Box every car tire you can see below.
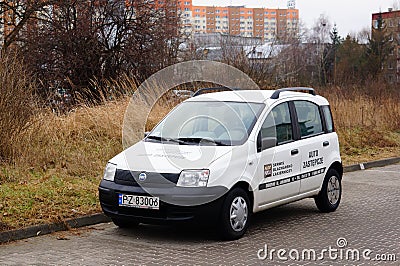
[314,168,342,212]
[219,187,251,240]
[111,218,139,228]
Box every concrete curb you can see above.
[0,157,399,244]
[0,213,111,244]
[343,157,400,173]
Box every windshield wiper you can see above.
[146,135,187,145]
[177,137,229,146]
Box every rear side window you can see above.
[322,105,334,133]
[260,102,293,145]
[294,101,323,138]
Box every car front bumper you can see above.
[99,180,228,224]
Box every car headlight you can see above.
[177,169,210,187]
[103,163,117,181]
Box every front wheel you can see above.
[219,188,251,240]
[314,169,342,212]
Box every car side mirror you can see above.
[261,137,277,150]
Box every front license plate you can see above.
[118,194,159,210]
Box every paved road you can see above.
[0,164,399,265]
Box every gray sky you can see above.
[194,0,397,36]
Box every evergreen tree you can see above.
[336,35,368,84]
[324,24,343,84]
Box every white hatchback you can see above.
[99,88,343,240]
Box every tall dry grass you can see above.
[0,95,136,229]
[14,100,128,177]
[318,84,400,163]
[319,85,400,131]
[0,53,36,161]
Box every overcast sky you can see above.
[194,0,398,36]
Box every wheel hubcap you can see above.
[230,196,248,232]
[327,175,340,205]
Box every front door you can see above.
[255,102,301,206]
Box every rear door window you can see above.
[294,101,323,138]
[322,105,334,133]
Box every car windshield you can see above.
[147,101,265,146]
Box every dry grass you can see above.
[0,99,130,230]
[0,80,399,231]
[0,53,36,161]
[318,85,400,164]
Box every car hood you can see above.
[109,140,236,173]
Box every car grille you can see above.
[114,169,179,188]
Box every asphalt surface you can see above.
[0,164,399,265]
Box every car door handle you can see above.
[291,149,299,155]
[323,141,330,147]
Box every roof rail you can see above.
[192,87,240,97]
[270,87,316,99]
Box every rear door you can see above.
[293,101,330,193]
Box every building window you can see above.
[373,20,379,29]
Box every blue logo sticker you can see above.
[138,172,147,182]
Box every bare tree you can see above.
[16,0,182,103]
[0,0,55,52]
[392,0,400,10]
[307,14,333,85]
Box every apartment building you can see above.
[372,8,400,82]
[1,0,299,48]
[178,0,299,42]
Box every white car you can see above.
[99,88,343,240]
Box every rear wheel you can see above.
[219,188,251,240]
[111,218,139,228]
[314,169,342,212]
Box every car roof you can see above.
[184,89,329,106]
